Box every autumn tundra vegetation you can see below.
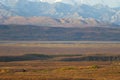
[0,42,119,80]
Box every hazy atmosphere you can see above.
[0,0,120,80]
[40,0,120,7]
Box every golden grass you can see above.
[0,43,120,80]
[1,43,120,48]
[0,61,119,80]
[0,43,120,56]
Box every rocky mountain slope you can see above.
[0,0,119,26]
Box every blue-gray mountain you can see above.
[0,25,120,41]
[0,0,120,26]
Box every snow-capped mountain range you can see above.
[0,0,120,26]
[1,0,120,7]
[41,0,120,7]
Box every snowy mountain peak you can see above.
[0,0,119,7]
[40,0,120,7]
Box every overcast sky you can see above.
[40,0,120,7]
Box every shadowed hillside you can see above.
[0,25,120,41]
[0,54,120,62]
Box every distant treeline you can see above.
[0,54,120,62]
[61,56,120,61]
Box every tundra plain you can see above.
[0,42,120,80]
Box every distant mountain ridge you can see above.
[1,16,109,27]
[0,0,120,27]
[0,0,120,41]
[0,25,120,41]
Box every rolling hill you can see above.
[0,0,120,41]
[0,25,120,41]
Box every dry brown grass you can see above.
[0,43,120,80]
[0,61,119,80]
[0,43,120,56]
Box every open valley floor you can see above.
[0,42,120,80]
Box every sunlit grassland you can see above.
[0,61,120,80]
[1,43,120,48]
[0,43,120,80]
[0,43,120,56]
